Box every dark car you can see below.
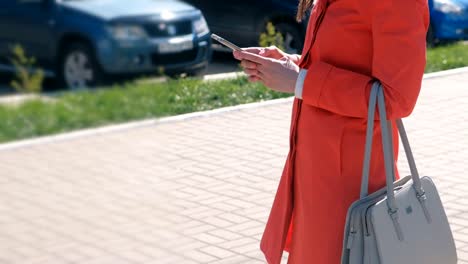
[428,0,468,45]
[184,0,309,54]
[0,0,212,90]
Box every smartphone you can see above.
[211,34,242,51]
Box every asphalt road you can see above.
[0,51,240,95]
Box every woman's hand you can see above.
[240,46,301,64]
[233,50,300,94]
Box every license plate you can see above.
[158,40,193,54]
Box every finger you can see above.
[264,46,279,54]
[233,49,260,60]
[279,57,296,70]
[235,51,273,65]
[233,50,242,60]
[246,64,266,80]
[245,69,266,80]
[241,60,258,69]
[240,47,264,55]
[255,62,269,73]
[248,75,257,82]
[279,57,290,67]
[244,68,259,76]
[255,68,266,79]
[243,46,277,57]
[248,75,263,83]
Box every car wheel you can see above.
[59,42,102,90]
[274,23,304,54]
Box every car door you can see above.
[186,0,271,47]
[0,0,17,63]
[0,0,56,67]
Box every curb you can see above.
[0,97,294,151]
[422,66,468,79]
[1,66,468,151]
[203,71,245,81]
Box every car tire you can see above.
[274,23,304,54]
[58,42,103,90]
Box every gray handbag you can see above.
[341,82,457,264]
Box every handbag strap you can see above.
[360,82,425,203]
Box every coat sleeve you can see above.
[298,0,429,119]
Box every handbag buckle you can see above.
[416,190,433,223]
[388,208,404,241]
[416,190,426,200]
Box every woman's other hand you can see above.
[233,50,299,94]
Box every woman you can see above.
[233,0,429,263]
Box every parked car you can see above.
[184,0,309,54]
[428,0,468,45]
[0,0,212,90]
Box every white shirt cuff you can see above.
[295,69,308,99]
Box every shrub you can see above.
[259,22,284,51]
[9,44,45,94]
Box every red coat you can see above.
[259,0,429,263]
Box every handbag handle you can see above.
[359,82,429,239]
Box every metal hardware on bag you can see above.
[388,208,398,217]
[347,214,361,249]
[416,190,426,198]
[346,230,356,249]
[416,190,433,223]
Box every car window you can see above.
[0,0,15,7]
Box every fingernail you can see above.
[233,51,240,59]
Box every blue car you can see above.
[0,0,212,90]
[429,0,468,44]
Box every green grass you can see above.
[1,42,467,143]
[0,77,287,143]
[426,42,468,73]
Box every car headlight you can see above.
[108,25,148,41]
[194,16,209,36]
[434,0,463,14]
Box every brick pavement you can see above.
[0,70,467,263]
